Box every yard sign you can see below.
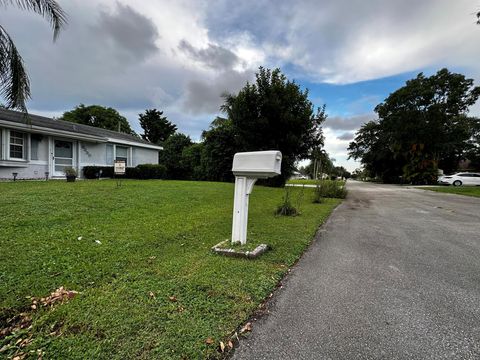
[114,160,126,175]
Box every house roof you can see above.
[0,108,162,149]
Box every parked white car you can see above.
[437,172,480,186]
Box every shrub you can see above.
[83,166,113,179]
[275,187,299,216]
[313,180,347,202]
[82,164,166,180]
[135,164,167,179]
[64,166,77,177]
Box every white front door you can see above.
[54,139,74,176]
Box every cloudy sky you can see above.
[2,0,480,171]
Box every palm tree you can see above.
[0,0,67,111]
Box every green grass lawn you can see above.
[0,180,340,359]
[422,186,480,198]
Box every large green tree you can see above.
[61,104,135,135]
[138,109,177,144]
[199,117,237,182]
[218,67,326,186]
[158,133,193,179]
[305,149,334,179]
[349,69,480,183]
[0,0,67,111]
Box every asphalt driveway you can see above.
[233,181,480,359]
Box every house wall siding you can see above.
[0,163,49,180]
[132,147,158,166]
[79,142,108,167]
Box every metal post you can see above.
[231,176,257,245]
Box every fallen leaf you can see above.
[205,338,214,345]
[219,341,225,352]
[228,340,234,348]
[19,338,32,348]
[168,296,177,302]
[240,322,252,333]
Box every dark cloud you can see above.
[324,114,373,131]
[183,70,254,114]
[337,132,355,141]
[94,3,159,61]
[178,40,240,71]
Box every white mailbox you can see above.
[231,151,282,245]
[232,151,282,178]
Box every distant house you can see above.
[0,109,162,180]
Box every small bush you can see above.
[275,187,299,216]
[135,164,167,179]
[83,166,114,179]
[82,164,166,180]
[313,180,347,203]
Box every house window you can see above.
[115,146,128,166]
[9,131,25,159]
[106,144,114,165]
[31,135,41,160]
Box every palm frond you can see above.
[0,0,67,40]
[0,25,30,111]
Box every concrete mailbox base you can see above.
[212,240,269,259]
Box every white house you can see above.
[0,109,162,180]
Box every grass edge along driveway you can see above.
[0,180,341,359]
[422,186,480,198]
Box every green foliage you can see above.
[275,187,299,216]
[61,104,136,135]
[200,117,236,182]
[82,166,114,179]
[331,166,351,179]
[181,143,205,180]
[0,180,340,359]
[305,150,334,179]
[202,67,326,187]
[465,120,480,169]
[134,164,167,179]
[348,69,480,183]
[402,144,439,184]
[0,0,67,111]
[423,186,480,198]
[158,133,193,179]
[138,109,177,144]
[313,180,347,202]
[63,166,77,177]
[82,165,166,179]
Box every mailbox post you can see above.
[231,151,282,245]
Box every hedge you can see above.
[83,164,166,180]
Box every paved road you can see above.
[233,181,480,360]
